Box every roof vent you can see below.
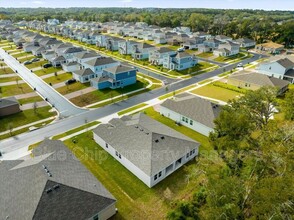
[161,136,165,140]
[135,125,138,128]
[140,128,144,131]
[47,172,52,177]
[155,139,159,143]
[53,184,60,190]
[46,188,52,193]
[44,168,49,173]
[42,165,46,169]
[146,132,149,135]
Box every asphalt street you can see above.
[0,52,264,159]
[0,48,87,117]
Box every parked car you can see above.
[24,61,32,65]
[16,46,23,49]
[31,58,40,62]
[43,63,52,68]
[177,47,185,52]
[237,63,243,67]
[65,78,76,85]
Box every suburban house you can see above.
[227,71,289,94]
[73,51,101,64]
[42,50,56,60]
[199,38,223,52]
[62,61,80,72]
[215,35,233,43]
[118,40,139,55]
[160,93,221,136]
[50,55,66,67]
[31,46,46,56]
[163,51,197,71]
[72,68,96,83]
[93,113,199,188]
[90,65,137,90]
[105,37,124,51]
[0,97,20,117]
[213,41,240,57]
[131,43,156,60]
[255,42,284,54]
[0,139,116,220]
[256,57,294,83]
[234,38,256,48]
[58,47,85,62]
[149,47,177,65]
[82,57,120,77]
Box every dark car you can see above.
[65,78,77,85]
[43,63,53,68]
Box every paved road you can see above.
[0,48,86,117]
[0,53,264,159]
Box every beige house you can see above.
[0,97,20,117]
[227,70,289,94]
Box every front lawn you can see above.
[197,52,213,58]
[214,52,250,63]
[17,96,44,105]
[18,55,35,63]
[56,82,90,95]
[43,72,73,85]
[34,67,63,76]
[190,82,244,102]
[0,76,21,83]
[0,83,34,97]
[12,52,32,58]
[26,60,48,69]
[0,106,56,132]
[0,67,14,74]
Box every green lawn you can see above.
[0,83,34,97]
[118,103,148,116]
[0,67,14,74]
[43,72,73,84]
[197,52,213,58]
[159,84,198,100]
[60,106,211,219]
[214,52,248,63]
[17,96,44,105]
[0,106,56,132]
[12,52,32,58]
[178,62,216,75]
[26,60,48,69]
[190,82,244,102]
[18,55,35,63]
[198,79,214,85]
[34,67,63,76]
[70,78,149,107]
[52,121,100,140]
[0,76,20,83]
[56,82,90,95]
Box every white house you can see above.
[160,93,222,136]
[257,58,294,83]
[213,41,240,57]
[82,57,120,77]
[149,47,177,65]
[93,113,199,188]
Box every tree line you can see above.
[0,8,293,46]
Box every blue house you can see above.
[163,51,198,71]
[91,65,137,90]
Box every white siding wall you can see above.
[93,133,152,187]
[87,203,116,220]
[160,106,213,137]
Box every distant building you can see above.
[47,19,60,26]
[93,113,199,187]
[0,139,116,220]
[0,97,20,117]
[234,38,256,48]
[160,93,221,136]
[255,42,284,54]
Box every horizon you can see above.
[0,0,293,11]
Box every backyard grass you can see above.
[0,83,34,97]
[0,67,14,74]
[43,72,73,84]
[34,66,63,76]
[118,103,148,116]
[26,60,48,69]
[190,82,244,102]
[197,52,214,58]
[70,79,149,107]
[0,106,56,133]
[56,82,90,95]
[0,76,20,83]
[17,96,44,105]
[52,121,100,140]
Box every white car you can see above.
[237,63,243,67]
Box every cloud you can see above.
[120,0,133,3]
[32,0,45,4]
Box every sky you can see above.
[0,0,293,10]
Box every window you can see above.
[190,120,193,125]
[159,171,162,177]
[154,174,158,180]
[185,118,188,123]
[115,151,118,156]
[106,143,108,148]
[190,151,193,156]
[186,153,189,158]
[192,149,196,154]
[182,116,185,122]
[93,215,99,220]
[119,154,121,159]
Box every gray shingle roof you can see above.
[74,51,100,60]
[103,65,134,74]
[156,47,174,53]
[276,58,294,69]
[73,68,94,76]
[85,57,118,67]
[161,93,221,128]
[229,71,290,89]
[93,113,199,176]
[0,97,19,109]
[0,139,115,220]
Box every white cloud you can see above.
[32,0,45,4]
[120,0,133,3]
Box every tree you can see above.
[283,89,294,120]
[33,101,38,113]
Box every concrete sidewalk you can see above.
[20,101,48,110]
[0,73,17,78]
